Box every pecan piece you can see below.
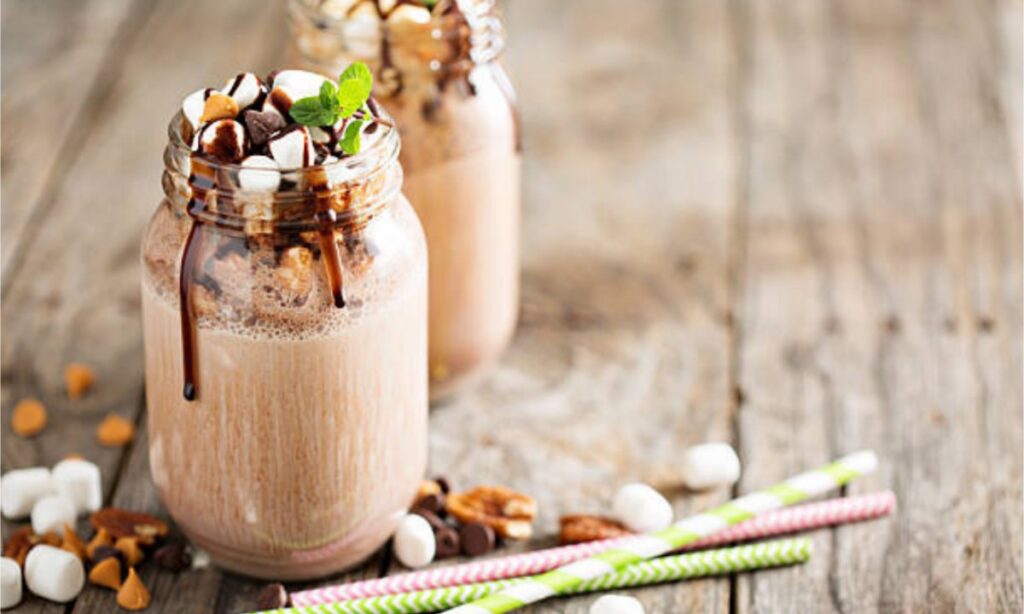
[558,514,632,545]
[446,485,537,540]
[90,509,169,545]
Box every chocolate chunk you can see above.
[434,526,460,559]
[460,522,495,557]
[434,476,452,494]
[154,541,192,572]
[257,583,289,609]
[244,110,286,146]
[411,508,446,532]
[416,492,446,515]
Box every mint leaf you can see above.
[340,120,364,155]
[319,80,338,110]
[336,79,372,118]
[339,62,373,92]
[290,96,337,126]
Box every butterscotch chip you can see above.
[88,555,122,591]
[115,536,144,567]
[11,398,47,437]
[116,567,151,610]
[86,528,114,560]
[558,514,632,545]
[64,363,95,399]
[90,508,169,545]
[64,453,85,460]
[3,527,33,566]
[416,480,442,501]
[61,524,88,560]
[96,414,134,446]
[200,93,239,123]
[40,532,61,547]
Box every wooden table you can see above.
[2,0,1021,611]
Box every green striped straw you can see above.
[446,450,877,614]
[255,539,812,614]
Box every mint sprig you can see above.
[289,62,383,154]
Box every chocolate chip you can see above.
[154,541,192,572]
[257,582,289,609]
[91,545,124,567]
[434,476,452,494]
[460,522,495,557]
[244,110,286,146]
[411,508,446,532]
[434,526,460,559]
[416,493,446,515]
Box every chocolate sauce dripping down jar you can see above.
[288,0,522,402]
[140,109,427,580]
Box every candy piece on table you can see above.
[52,458,103,515]
[681,443,741,490]
[88,555,122,591]
[182,88,209,129]
[612,483,673,533]
[61,524,88,561]
[238,155,282,192]
[154,541,192,572]
[63,363,95,399]
[1,467,54,519]
[257,582,289,609]
[268,127,316,169]
[1,557,21,609]
[221,72,263,109]
[86,529,115,560]
[459,522,495,556]
[589,595,646,614]
[11,398,47,437]
[116,567,151,611]
[24,545,85,603]
[31,495,77,536]
[114,537,144,567]
[434,526,460,559]
[394,514,435,569]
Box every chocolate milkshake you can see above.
[140,68,428,580]
[289,0,521,400]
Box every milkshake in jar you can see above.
[289,0,521,400]
[140,67,428,580]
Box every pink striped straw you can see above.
[290,491,895,607]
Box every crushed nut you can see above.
[96,414,134,447]
[3,527,34,566]
[64,363,96,399]
[115,536,144,567]
[558,514,632,545]
[446,486,538,540]
[91,508,169,546]
[11,398,47,437]
[88,555,122,591]
[116,567,151,610]
[40,532,61,547]
[274,246,314,301]
[200,93,240,123]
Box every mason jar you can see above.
[140,110,427,580]
[289,0,521,400]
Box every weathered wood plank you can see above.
[376,0,740,611]
[0,0,143,282]
[732,0,1022,612]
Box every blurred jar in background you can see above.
[289,0,521,401]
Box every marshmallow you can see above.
[393,513,435,568]
[1,467,54,519]
[320,0,359,20]
[1,557,21,609]
[322,155,359,185]
[51,459,103,515]
[387,3,431,26]
[198,119,248,162]
[24,545,84,603]
[589,595,646,614]
[343,2,382,57]
[681,443,741,490]
[268,127,316,169]
[238,155,281,192]
[268,70,329,112]
[612,483,673,533]
[221,72,263,109]
[182,88,208,129]
[31,494,77,536]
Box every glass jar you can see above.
[289,0,521,400]
[140,111,427,580]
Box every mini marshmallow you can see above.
[1,467,54,519]
[322,155,359,186]
[238,155,281,192]
[31,494,77,536]
[199,119,248,162]
[51,458,102,515]
[320,0,359,20]
[268,127,316,169]
[182,88,208,129]
[681,443,741,490]
[221,72,263,109]
[589,595,646,614]
[393,513,435,569]
[612,483,673,533]
[268,70,329,111]
[1,557,21,609]
[387,3,431,25]
[24,545,84,603]
[343,3,382,58]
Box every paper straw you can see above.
[290,490,894,606]
[445,450,878,614]
[255,539,812,614]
